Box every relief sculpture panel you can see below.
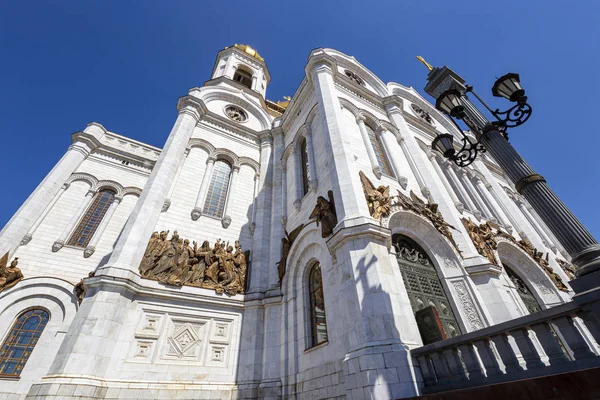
[139,231,249,295]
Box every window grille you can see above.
[300,138,311,196]
[0,309,49,376]
[203,160,232,218]
[308,263,328,347]
[67,190,116,248]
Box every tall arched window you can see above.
[365,124,393,177]
[0,309,49,376]
[233,68,253,89]
[300,137,310,196]
[203,160,232,218]
[504,266,541,314]
[67,189,116,248]
[308,263,328,347]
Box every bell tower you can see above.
[211,44,270,98]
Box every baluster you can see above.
[552,316,595,360]
[576,310,600,344]
[458,343,485,381]
[510,328,545,370]
[530,322,569,366]
[492,333,524,374]
[430,352,452,385]
[474,339,502,377]
[416,355,437,387]
[443,348,467,382]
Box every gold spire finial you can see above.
[416,56,433,72]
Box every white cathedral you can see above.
[0,45,593,399]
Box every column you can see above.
[447,163,479,216]
[475,177,512,230]
[83,196,122,258]
[516,197,555,250]
[249,173,260,235]
[377,128,409,188]
[466,172,497,223]
[163,148,189,212]
[268,130,285,291]
[427,151,464,212]
[281,162,288,227]
[398,136,428,197]
[0,123,103,257]
[221,166,240,228]
[190,156,216,220]
[357,116,383,178]
[251,75,258,91]
[293,148,302,210]
[458,170,485,220]
[21,182,70,246]
[52,189,96,252]
[304,129,318,192]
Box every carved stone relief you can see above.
[139,231,249,296]
[0,253,23,293]
[452,281,484,331]
[359,171,392,220]
[225,105,247,122]
[309,190,337,238]
[74,271,95,304]
[411,103,435,125]
[556,259,576,280]
[277,223,305,284]
[462,218,568,292]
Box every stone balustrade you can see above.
[412,301,600,394]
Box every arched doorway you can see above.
[393,234,461,343]
[504,265,541,314]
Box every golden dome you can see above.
[232,44,264,62]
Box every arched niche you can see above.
[496,240,564,308]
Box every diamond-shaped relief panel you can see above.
[165,323,201,359]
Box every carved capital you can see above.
[162,199,171,213]
[52,240,65,252]
[293,199,302,212]
[83,246,96,258]
[21,234,32,246]
[455,202,465,213]
[61,182,71,191]
[281,217,287,227]
[355,115,366,124]
[473,210,483,220]
[309,180,318,193]
[222,216,232,229]
[372,165,383,179]
[191,208,202,221]
[398,176,408,189]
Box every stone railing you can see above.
[412,301,600,394]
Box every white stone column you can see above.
[398,136,426,194]
[251,75,258,91]
[467,172,497,223]
[268,129,285,291]
[190,156,216,220]
[427,151,464,212]
[304,129,318,192]
[221,165,240,229]
[459,170,485,220]
[249,173,260,235]
[163,148,189,212]
[21,182,70,246]
[475,177,512,230]
[446,163,479,216]
[356,116,383,179]
[83,196,122,258]
[517,197,556,251]
[293,148,303,210]
[52,189,96,252]
[377,128,409,188]
[281,162,288,227]
[97,97,202,280]
[0,123,104,257]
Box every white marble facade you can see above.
[0,45,580,400]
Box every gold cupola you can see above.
[232,44,264,62]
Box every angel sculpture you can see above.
[359,171,392,220]
[277,223,305,283]
[0,253,23,292]
[309,190,337,238]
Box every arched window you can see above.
[504,266,541,314]
[393,234,461,343]
[233,68,253,89]
[365,124,393,177]
[308,263,328,347]
[203,160,232,218]
[0,309,49,376]
[67,189,116,248]
[300,137,310,196]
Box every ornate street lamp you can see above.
[420,58,600,283]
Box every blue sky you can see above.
[1,1,599,240]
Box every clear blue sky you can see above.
[1,1,599,240]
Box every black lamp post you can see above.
[423,64,600,288]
